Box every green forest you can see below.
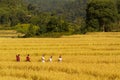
[0,0,120,37]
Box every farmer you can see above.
[26,54,30,62]
[48,56,52,62]
[41,54,45,62]
[16,54,20,62]
[58,55,62,62]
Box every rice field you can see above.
[0,32,120,80]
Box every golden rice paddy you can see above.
[0,32,120,80]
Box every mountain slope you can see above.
[24,0,87,20]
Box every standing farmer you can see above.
[58,55,62,62]
[16,54,20,62]
[41,54,45,62]
[49,56,52,62]
[26,54,30,62]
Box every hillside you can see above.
[0,0,120,37]
[24,0,87,19]
[24,0,74,12]
[0,0,87,37]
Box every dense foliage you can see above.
[0,0,29,27]
[0,0,86,37]
[1,0,120,37]
[86,0,118,32]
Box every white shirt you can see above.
[41,57,45,62]
[49,58,52,62]
[58,58,62,62]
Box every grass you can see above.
[0,30,24,38]
[0,32,120,80]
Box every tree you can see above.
[86,0,118,32]
[25,24,39,37]
[116,0,120,14]
[116,0,120,21]
[0,0,29,27]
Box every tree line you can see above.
[0,0,120,37]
